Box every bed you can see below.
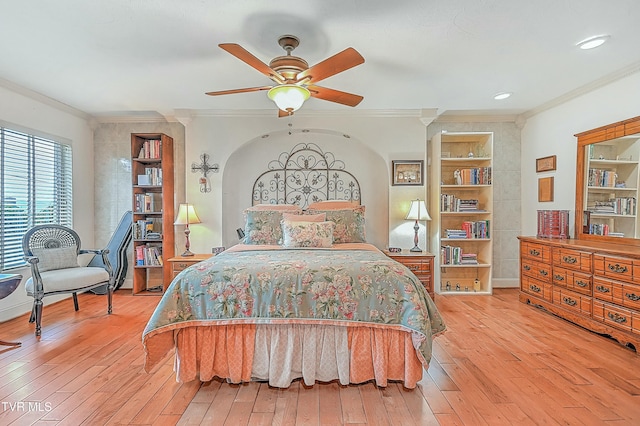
[142,143,446,389]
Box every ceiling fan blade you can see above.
[219,43,285,84]
[296,48,364,85]
[205,86,272,96]
[307,85,364,107]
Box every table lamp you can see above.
[174,203,201,256]
[405,199,431,252]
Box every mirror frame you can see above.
[574,115,640,247]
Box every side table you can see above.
[0,273,23,347]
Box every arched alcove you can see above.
[222,128,389,248]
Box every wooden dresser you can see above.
[519,236,640,353]
[384,250,435,299]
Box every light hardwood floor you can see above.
[0,289,639,425]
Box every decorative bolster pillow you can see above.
[281,220,334,248]
[283,212,326,222]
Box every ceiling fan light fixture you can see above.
[267,84,310,112]
[576,35,610,50]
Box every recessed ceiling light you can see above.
[493,92,512,100]
[576,35,610,50]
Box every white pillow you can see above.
[31,245,79,272]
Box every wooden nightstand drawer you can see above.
[384,251,434,299]
[167,254,214,278]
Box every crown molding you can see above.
[522,60,640,120]
[0,77,91,121]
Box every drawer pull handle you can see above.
[529,249,540,256]
[563,256,577,264]
[576,280,588,288]
[563,297,577,306]
[529,284,541,293]
[607,312,627,324]
[178,263,188,268]
[408,265,418,271]
[595,285,610,293]
[523,265,531,271]
[539,270,548,276]
[608,263,628,274]
[625,293,640,302]
[554,274,564,281]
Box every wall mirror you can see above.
[574,116,640,247]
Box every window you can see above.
[1,126,73,270]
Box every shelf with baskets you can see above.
[430,132,493,295]
[131,133,174,295]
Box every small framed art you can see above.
[538,177,554,202]
[392,160,424,186]
[536,155,556,172]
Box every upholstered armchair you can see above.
[22,225,115,337]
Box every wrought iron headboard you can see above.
[252,143,361,209]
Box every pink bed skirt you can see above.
[171,323,425,388]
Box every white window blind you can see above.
[1,127,73,270]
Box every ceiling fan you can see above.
[205,35,365,117]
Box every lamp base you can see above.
[409,246,423,253]
[181,249,195,257]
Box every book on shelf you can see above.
[137,139,162,159]
[133,218,163,239]
[440,245,479,265]
[134,193,162,213]
[135,243,163,266]
[441,194,483,212]
[457,167,492,185]
[588,168,617,188]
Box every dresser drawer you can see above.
[552,266,592,295]
[593,277,615,303]
[593,300,638,335]
[553,287,592,317]
[593,255,637,284]
[552,248,592,272]
[521,275,553,303]
[521,259,552,283]
[520,241,551,263]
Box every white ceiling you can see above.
[1,0,639,119]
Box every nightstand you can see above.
[384,250,435,299]
[167,254,214,279]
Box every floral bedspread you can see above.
[142,244,446,366]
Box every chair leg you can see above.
[29,302,36,323]
[107,283,114,315]
[34,299,43,337]
[73,292,79,311]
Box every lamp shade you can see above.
[267,84,310,112]
[405,199,431,221]
[174,203,201,225]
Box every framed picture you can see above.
[536,155,556,172]
[392,160,424,186]
[538,177,554,202]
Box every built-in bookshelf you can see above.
[429,132,493,295]
[131,133,174,295]
[583,136,640,238]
